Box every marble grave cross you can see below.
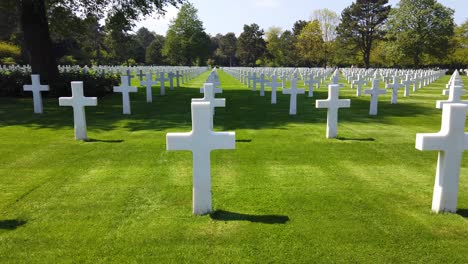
[305,73,319,97]
[352,74,365,97]
[416,103,468,213]
[166,102,236,215]
[401,74,414,97]
[386,76,404,104]
[266,74,280,104]
[58,81,97,140]
[156,72,169,96]
[282,78,305,115]
[436,83,467,109]
[140,73,158,103]
[364,78,386,116]
[193,83,226,129]
[23,74,49,114]
[316,84,351,138]
[114,76,138,114]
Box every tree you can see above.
[145,34,165,65]
[135,27,156,49]
[386,0,454,67]
[162,3,211,65]
[292,20,308,36]
[265,27,284,66]
[336,0,391,68]
[17,0,184,82]
[236,23,266,66]
[449,20,468,67]
[312,9,339,66]
[219,33,237,67]
[296,20,325,67]
[311,9,339,42]
[279,30,298,67]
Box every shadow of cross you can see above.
[166,102,236,215]
[416,103,468,213]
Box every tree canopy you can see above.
[337,0,391,68]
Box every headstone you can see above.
[436,83,467,109]
[266,75,280,104]
[166,102,235,215]
[364,78,386,116]
[156,72,169,96]
[282,78,305,115]
[352,74,365,97]
[175,70,182,88]
[386,76,404,104]
[258,73,268,96]
[305,74,319,97]
[401,74,414,97]
[168,72,175,90]
[416,103,468,213]
[316,84,351,138]
[114,76,138,114]
[140,73,158,103]
[137,70,145,81]
[193,83,226,129]
[58,82,97,140]
[23,74,49,114]
[126,69,135,85]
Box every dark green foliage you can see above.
[386,0,455,67]
[236,24,266,66]
[162,3,211,65]
[336,0,391,68]
[0,69,119,98]
[145,34,165,65]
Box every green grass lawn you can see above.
[0,70,467,263]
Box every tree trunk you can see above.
[19,0,58,83]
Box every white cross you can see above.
[282,78,305,115]
[401,74,414,97]
[416,103,468,213]
[305,74,319,97]
[316,84,351,138]
[258,73,268,96]
[436,84,467,109]
[352,74,365,97]
[168,72,175,90]
[386,76,404,104]
[126,69,135,85]
[250,72,258,91]
[156,72,169,96]
[58,82,97,140]
[175,70,182,88]
[23,74,49,114]
[364,79,386,115]
[166,102,236,215]
[114,76,138,115]
[193,83,226,129]
[137,70,145,81]
[266,75,280,104]
[140,73,158,103]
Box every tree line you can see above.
[0,0,467,82]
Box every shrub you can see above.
[0,68,120,98]
[0,42,21,59]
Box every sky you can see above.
[136,0,468,36]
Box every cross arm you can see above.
[167,132,193,151]
[415,133,446,151]
[209,131,235,151]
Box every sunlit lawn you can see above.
[0,70,467,263]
